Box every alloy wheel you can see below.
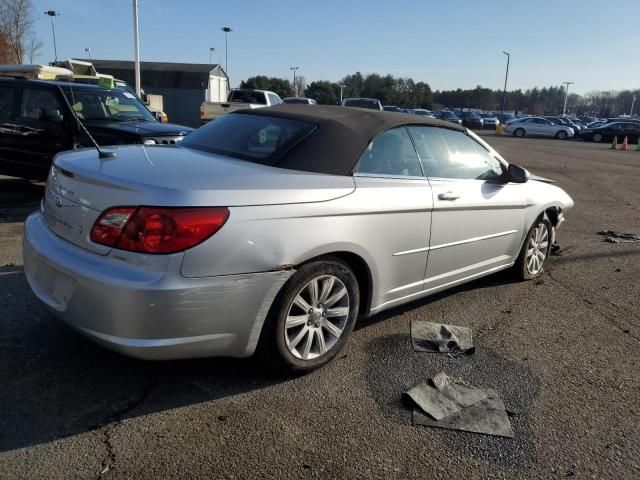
[284,275,350,360]
[526,223,549,275]
[593,133,603,142]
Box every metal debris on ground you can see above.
[598,229,640,243]
[410,320,474,354]
[406,373,514,438]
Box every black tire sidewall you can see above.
[262,257,360,372]
[515,218,552,280]
[515,128,525,137]
[556,131,567,140]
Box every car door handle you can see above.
[438,191,460,201]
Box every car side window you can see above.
[20,88,64,122]
[268,93,282,105]
[435,128,503,180]
[406,126,450,177]
[0,86,16,121]
[356,126,422,177]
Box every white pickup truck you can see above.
[200,89,282,125]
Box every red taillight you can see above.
[90,207,229,254]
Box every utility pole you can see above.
[290,66,299,96]
[132,0,141,97]
[222,27,232,79]
[209,47,215,69]
[44,11,60,63]
[562,81,574,116]
[500,51,510,123]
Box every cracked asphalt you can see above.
[1,134,639,479]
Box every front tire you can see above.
[593,133,603,142]
[258,257,360,373]
[514,128,525,137]
[514,218,551,280]
[555,130,567,140]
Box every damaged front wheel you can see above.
[515,218,551,280]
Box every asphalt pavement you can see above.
[1,135,639,479]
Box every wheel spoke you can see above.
[316,329,327,354]
[319,276,335,303]
[323,320,343,339]
[326,306,348,318]
[293,294,311,313]
[539,241,549,251]
[539,228,548,243]
[289,326,309,349]
[307,279,319,306]
[527,254,535,271]
[301,329,314,359]
[527,247,535,257]
[324,286,347,307]
[285,315,307,329]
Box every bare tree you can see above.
[293,75,306,97]
[25,35,42,63]
[0,0,38,64]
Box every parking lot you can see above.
[0,134,639,479]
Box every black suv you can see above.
[0,78,193,180]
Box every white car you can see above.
[504,117,574,139]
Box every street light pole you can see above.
[221,27,232,78]
[84,47,91,59]
[132,0,141,97]
[290,66,299,96]
[44,11,60,63]
[630,94,636,116]
[562,81,574,116]
[209,47,215,70]
[339,84,345,103]
[500,51,510,122]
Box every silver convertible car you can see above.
[23,105,574,371]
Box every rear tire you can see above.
[593,133,603,142]
[514,128,525,138]
[514,218,551,280]
[257,256,360,373]
[555,130,567,140]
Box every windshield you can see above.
[440,111,458,119]
[62,87,155,122]
[229,90,267,104]
[180,113,316,164]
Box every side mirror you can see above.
[507,164,529,183]
[42,108,63,123]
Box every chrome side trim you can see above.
[429,229,518,251]
[392,229,518,257]
[392,246,430,256]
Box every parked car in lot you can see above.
[200,89,282,124]
[544,116,582,134]
[496,112,517,124]
[0,78,193,180]
[504,116,574,139]
[410,109,434,117]
[383,106,402,112]
[457,111,484,129]
[282,97,317,105]
[579,121,640,143]
[479,113,499,129]
[341,98,384,110]
[23,105,574,372]
[434,110,462,125]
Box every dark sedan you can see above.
[579,122,640,143]
[435,110,462,125]
[458,111,484,129]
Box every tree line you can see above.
[240,72,639,117]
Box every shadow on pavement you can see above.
[0,266,289,453]
[0,178,44,224]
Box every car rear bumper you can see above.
[23,212,293,360]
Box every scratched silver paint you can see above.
[23,134,573,360]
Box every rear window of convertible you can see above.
[181,113,316,164]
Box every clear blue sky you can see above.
[32,0,640,94]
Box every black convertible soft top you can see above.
[233,104,465,176]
